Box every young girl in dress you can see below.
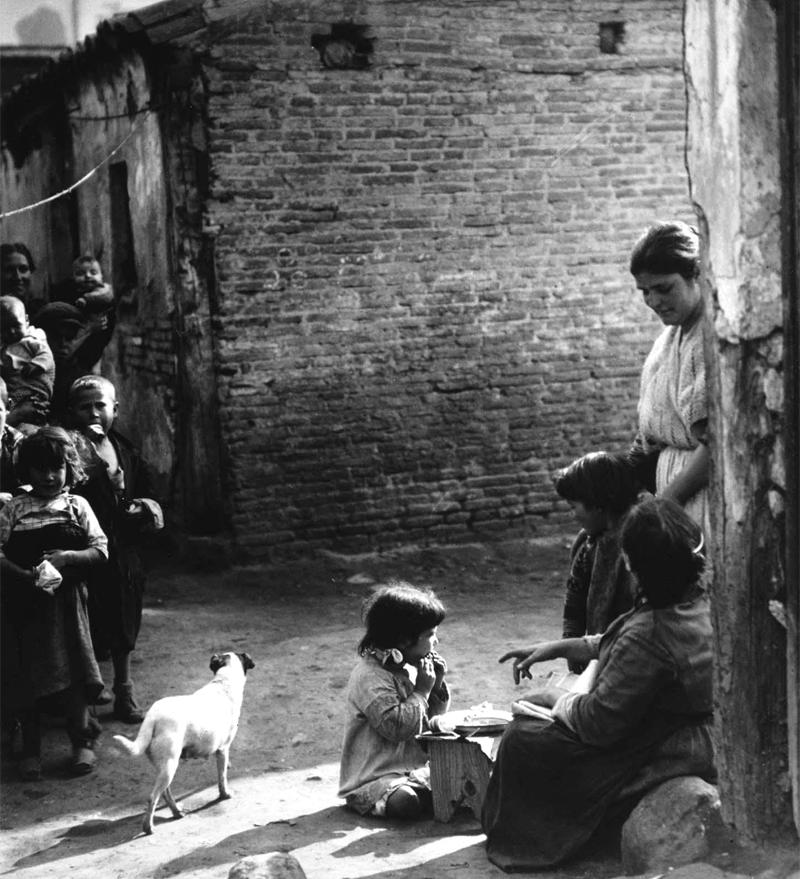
[554,451,638,670]
[339,581,450,819]
[0,427,108,779]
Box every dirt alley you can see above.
[1,535,797,879]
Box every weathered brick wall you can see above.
[202,0,691,557]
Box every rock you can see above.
[228,852,308,879]
[621,776,723,874]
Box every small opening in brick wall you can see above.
[598,21,625,54]
[311,22,375,70]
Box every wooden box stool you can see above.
[419,735,498,822]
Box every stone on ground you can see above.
[621,776,723,874]
[228,852,308,879]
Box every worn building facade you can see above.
[1,0,690,558]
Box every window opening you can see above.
[599,21,625,55]
[109,161,138,308]
[311,22,374,69]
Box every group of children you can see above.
[1,254,115,431]
[0,326,162,779]
[337,449,646,819]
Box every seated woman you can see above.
[483,497,716,871]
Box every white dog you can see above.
[113,651,255,835]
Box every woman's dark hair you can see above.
[629,221,700,280]
[0,243,35,272]
[621,498,705,607]
[16,426,86,487]
[358,581,445,654]
[554,451,639,515]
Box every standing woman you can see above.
[628,221,708,529]
[1,243,44,319]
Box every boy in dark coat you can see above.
[66,375,163,723]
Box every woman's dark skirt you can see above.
[481,715,714,871]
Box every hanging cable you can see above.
[67,103,160,121]
[0,115,144,220]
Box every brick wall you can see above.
[202,0,690,557]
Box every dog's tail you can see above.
[112,713,154,758]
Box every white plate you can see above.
[437,708,513,736]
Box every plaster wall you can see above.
[69,57,176,488]
[1,51,177,489]
[685,0,791,840]
[1,123,75,299]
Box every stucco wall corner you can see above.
[686,0,781,344]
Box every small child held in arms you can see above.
[0,427,108,779]
[0,295,55,429]
[43,255,116,421]
[54,255,116,330]
[554,451,639,670]
[66,375,163,723]
[339,581,450,819]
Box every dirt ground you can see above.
[1,535,798,879]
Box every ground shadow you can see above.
[6,814,143,874]
[153,805,357,877]
[345,842,623,879]
[153,804,498,879]
[328,811,482,860]
[4,779,223,873]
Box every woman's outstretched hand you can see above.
[499,641,564,684]
[499,638,593,685]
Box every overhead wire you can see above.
[0,113,146,220]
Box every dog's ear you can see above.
[209,654,225,673]
[239,652,255,673]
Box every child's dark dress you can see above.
[70,429,161,656]
[0,492,107,714]
[562,525,634,639]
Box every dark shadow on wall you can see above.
[15,6,67,44]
